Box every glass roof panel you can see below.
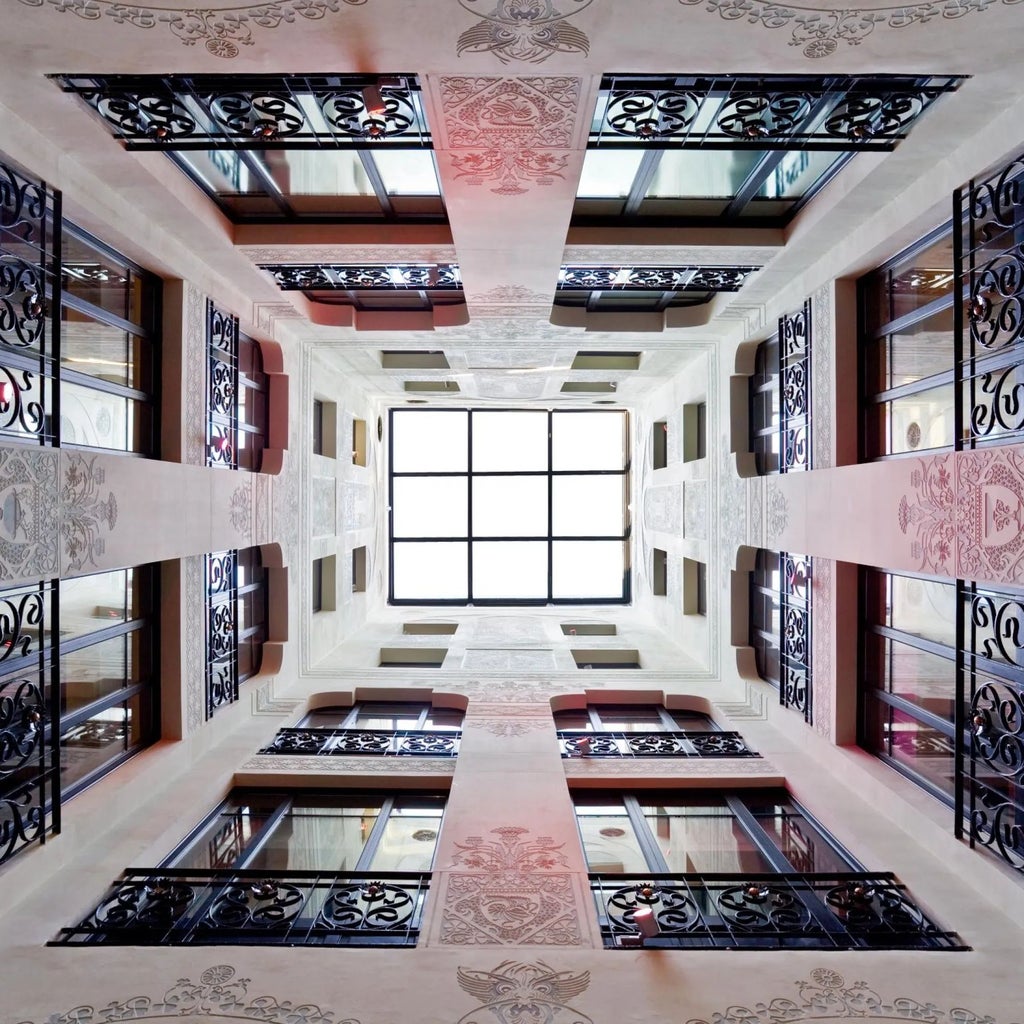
[393,477,468,537]
[552,541,624,599]
[553,476,624,536]
[373,150,441,195]
[646,150,763,199]
[473,477,548,537]
[552,411,624,470]
[392,542,468,600]
[577,150,645,198]
[392,410,468,473]
[472,411,548,471]
[472,541,548,599]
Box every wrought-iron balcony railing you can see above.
[50,869,429,946]
[559,731,757,758]
[591,872,964,950]
[259,728,461,757]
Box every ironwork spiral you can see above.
[0,589,45,664]
[208,603,235,661]
[825,881,927,935]
[0,255,46,350]
[0,781,46,864]
[603,882,701,935]
[0,160,48,244]
[562,734,618,756]
[319,881,416,930]
[0,679,45,777]
[970,680,1024,779]
[604,89,700,140]
[208,93,306,140]
[967,249,1024,352]
[968,796,1024,872]
[969,593,1024,667]
[209,360,236,417]
[207,551,236,598]
[206,879,305,929]
[398,733,457,754]
[718,882,812,931]
[969,156,1024,237]
[320,88,417,141]
[627,734,684,755]
[823,92,925,141]
[717,93,810,140]
[90,91,197,141]
[688,733,751,756]
[93,879,197,929]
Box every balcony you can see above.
[259,728,460,757]
[558,731,757,758]
[50,869,430,946]
[591,872,964,950]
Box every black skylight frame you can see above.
[388,408,631,606]
[575,73,964,227]
[52,73,444,224]
[555,264,759,312]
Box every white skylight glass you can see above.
[373,150,442,195]
[390,409,629,604]
[576,150,645,198]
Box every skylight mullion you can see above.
[357,150,395,217]
[467,407,474,603]
[623,149,662,215]
[548,409,554,603]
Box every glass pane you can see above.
[61,315,141,388]
[576,150,644,198]
[552,541,623,599]
[62,232,143,323]
[61,635,128,715]
[575,806,649,872]
[554,710,592,730]
[424,708,463,730]
[369,810,443,871]
[641,802,773,874]
[171,796,281,870]
[552,476,624,536]
[373,150,441,195]
[753,808,852,874]
[268,150,374,196]
[597,707,665,731]
[888,234,956,324]
[472,411,548,471]
[248,808,380,872]
[551,412,624,470]
[889,575,956,646]
[392,410,468,472]
[877,638,956,721]
[473,476,547,537]
[473,541,547,599]
[761,150,844,199]
[887,306,955,389]
[885,382,954,453]
[60,571,128,639]
[392,542,468,600]
[392,477,468,537]
[352,703,425,730]
[886,705,956,798]
[303,706,353,728]
[61,704,127,791]
[647,150,763,198]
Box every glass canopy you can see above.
[389,409,630,604]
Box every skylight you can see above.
[389,409,630,605]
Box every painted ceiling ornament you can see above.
[16,0,366,58]
[457,0,593,63]
[678,0,1021,59]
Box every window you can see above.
[554,704,755,759]
[571,352,641,370]
[403,622,458,635]
[382,351,450,369]
[576,75,962,228]
[389,408,630,604]
[653,420,668,469]
[206,548,266,719]
[312,555,335,613]
[0,568,159,867]
[262,701,463,757]
[860,225,956,458]
[561,623,616,636]
[53,791,444,946]
[378,647,447,668]
[751,550,812,722]
[683,558,706,615]
[0,152,160,455]
[351,546,367,593]
[577,790,961,949]
[352,417,367,465]
[571,649,640,669]
[683,402,706,462]
[652,548,668,596]
[55,74,445,224]
[750,302,811,475]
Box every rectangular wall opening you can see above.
[653,548,667,596]
[683,558,706,615]
[352,546,367,593]
[653,420,668,469]
[404,380,460,393]
[403,623,459,635]
[571,352,641,371]
[379,647,447,667]
[382,351,450,369]
[572,648,640,668]
[313,399,338,458]
[353,418,367,466]
[683,402,707,462]
[560,381,616,393]
[313,555,336,612]
[561,623,617,636]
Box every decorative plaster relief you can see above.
[563,757,780,776]
[254,472,272,544]
[255,302,302,334]
[0,446,59,580]
[812,283,834,469]
[343,481,373,531]
[677,0,1021,60]
[717,683,770,720]
[243,245,458,265]
[472,373,547,399]
[749,477,764,547]
[441,827,582,946]
[475,719,553,736]
[466,703,553,719]
[61,453,118,573]
[456,962,591,1024]
[765,479,789,547]
[14,964,343,1024]
[459,680,558,702]
[898,454,955,576]
[463,649,557,671]
[229,481,252,536]
[473,616,548,644]
[17,0,366,58]
[272,455,300,560]
[440,76,581,195]
[312,476,336,538]
[563,245,780,266]
[644,483,682,535]
[956,446,1024,583]
[183,282,206,466]
[718,431,748,581]
[683,480,708,539]
[473,285,551,307]
[687,969,1016,1024]
[252,680,300,715]
[812,556,833,739]
[240,755,457,774]
[455,0,592,63]
[184,554,205,735]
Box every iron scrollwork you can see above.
[779,552,813,722]
[779,301,811,473]
[592,75,962,149]
[557,265,757,293]
[205,551,239,719]
[559,730,757,758]
[959,583,1024,874]
[206,300,238,469]
[261,263,462,292]
[260,727,460,757]
[54,75,430,150]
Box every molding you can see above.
[563,757,780,776]
[239,754,457,773]
[717,682,771,720]
[252,679,300,715]
[183,554,205,735]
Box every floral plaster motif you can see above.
[812,557,833,739]
[61,454,118,572]
[677,0,1021,60]
[475,718,551,736]
[442,828,581,946]
[183,283,206,466]
[812,282,833,469]
[687,968,1016,1024]
[683,480,707,539]
[456,962,591,1024]
[956,447,1024,583]
[17,0,367,58]
[14,964,345,1024]
[240,755,457,773]
[229,481,251,535]
[766,479,789,547]
[0,447,59,580]
[563,757,779,776]
[184,554,205,734]
[440,76,580,195]
[897,454,955,576]
[456,0,592,63]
